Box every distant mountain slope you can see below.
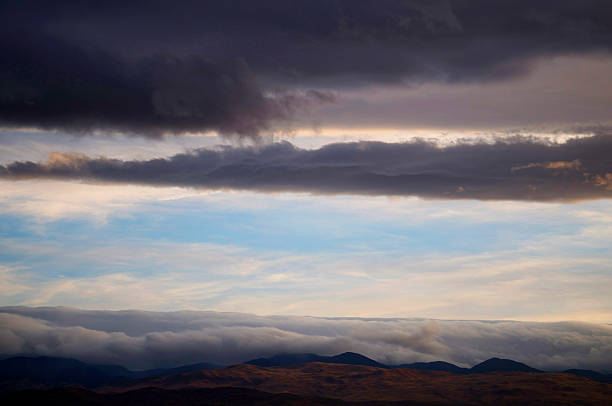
[563,369,612,383]
[246,352,386,368]
[0,356,220,391]
[396,361,469,374]
[0,356,132,390]
[470,357,541,373]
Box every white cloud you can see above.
[0,173,610,324]
[0,180,211,223]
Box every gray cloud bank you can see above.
[1,307,611,372]
[2,135,612,202]
[1,0,611,137]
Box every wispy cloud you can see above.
[0,179,210,223]
[1,220,610,322]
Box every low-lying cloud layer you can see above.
[1,0,611,137]
[2,134,612,201]
[1,307,611,372]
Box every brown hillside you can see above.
[103,362,612,405]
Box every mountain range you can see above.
[1,352,610,392]
[248,352,609,381]
[2,354,612,405]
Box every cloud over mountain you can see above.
[2,134,612,201]
[1,307,611,372]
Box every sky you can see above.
[1,0,612,370]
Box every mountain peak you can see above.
[329,352,385,367]
[470,357,540,373]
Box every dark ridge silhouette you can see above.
[470,357,541,373]
[396,361,469,374]
[246,352,386,368]
[563,369,612,383]
[0,356,220,391]
[0,356,132,390]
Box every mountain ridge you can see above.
[0,356,220,391]
[2,352,611,391]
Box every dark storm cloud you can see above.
[1,0,611,137]
[6,0,609,83]
[2,134,612,202]
[0,31,331,138]
[1,307,611,371]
